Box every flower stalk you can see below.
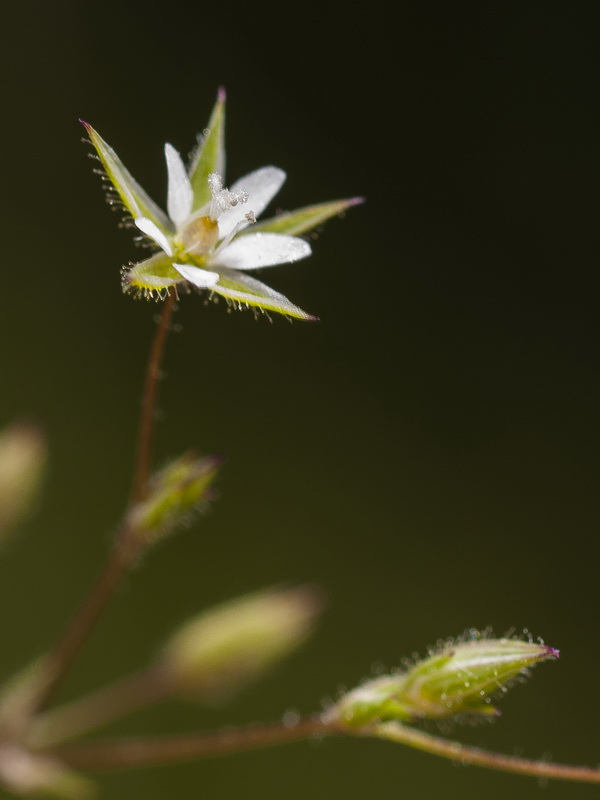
[132,291,176,503]
[28,665,172,749]
[29,585,321,748]
[19,518,143,717]
[19,291,202,720]
[49,717,330,772]
[350,721,600,785]
[42,715,600,785]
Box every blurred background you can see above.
[2,2,600,798]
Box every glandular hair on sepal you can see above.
[329,631,558,727]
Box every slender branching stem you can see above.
[132,293,177,503]
[26,296,177,716]
[354,721,600,784]
[48,717,600,785]
[50,716,331,771]
[25,529,139,716]
[29,665,172,748]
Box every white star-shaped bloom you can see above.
[84,90,362,320]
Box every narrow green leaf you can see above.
[245,197,364,237]
[83,122,174,238]
[188,89,226,212]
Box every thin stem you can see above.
[49,717,600,785]
[50,716,330,771]
[26,295,177,716]
[132,293,176,503]
[25,529,139,716]
[29,665,172,748]
[355,721,600,785]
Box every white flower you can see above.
[135,154,312,316]
[84,90,362,320]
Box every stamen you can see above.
[212,214,256,258]
[208,172,249,220]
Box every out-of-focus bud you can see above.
[128,452,221,544]
[0,422,46,545]
[159,586,324,701]
[0,744,95,799]
[331,633,559,726]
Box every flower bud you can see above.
[159,586,324,701]
[128,452,221,544]
[0,422,46,545]
[332,633,558,726]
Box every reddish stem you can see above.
[51,717,600,785]
[51,717,330,771]
[132,293,176,502]
[27,296,176,715]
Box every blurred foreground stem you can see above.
[30,666,171,748]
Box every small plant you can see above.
[0,91,597,798]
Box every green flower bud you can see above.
[128,452,221,544]
[159,586,323,701]
[0,422,46,546]
[333,633,558,726]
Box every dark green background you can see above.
[2,3,600,798]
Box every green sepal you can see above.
[83,122,174,238]
[246,197,364,237]
[331,635,559,727]
[125,252,183,295]
[188,89,226,212]
[213,268,316,321]
[335,676,415,726]
[404,639,556,718]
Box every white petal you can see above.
[165,143,193,228]
[173,263,220,288]
[135,217,174,256]
[212,233,311,270]
[217,167,286,238]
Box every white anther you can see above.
[208,172,248,219]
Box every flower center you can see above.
[179,215,219,256]
[177,173,249,258]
